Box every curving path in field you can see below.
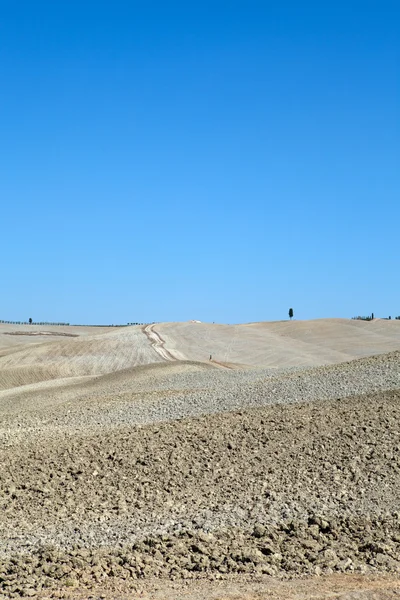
[142,324,186,361]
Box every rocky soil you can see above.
[1,351,399,439]
[0,347,400,598]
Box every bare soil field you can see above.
[1,318,400,392]
[156,319,400,367]
[0,320,399,598]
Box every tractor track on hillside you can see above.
[142,324,177,362]
[143,324,232,368]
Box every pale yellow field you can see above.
[0,318,399,394]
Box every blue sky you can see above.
[1,1,399,324]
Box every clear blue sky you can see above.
[1,1,399,324]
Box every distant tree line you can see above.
[0,320,70,326]
[352,313,374,321]
[352,314,400,321]
[0,319,148,327]
[70,323,147,327]
[69,324,128,327]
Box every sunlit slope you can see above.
[157,318,400,368]
[0,325,163,390]
[1,319,399,393]
[0,323,116,353]
[0,360,217,414]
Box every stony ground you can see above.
[1,360,400,597]
[1,351,399,440]
[0,323,399,599]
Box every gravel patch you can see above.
[0,352,399,596]
[0,352,399,441]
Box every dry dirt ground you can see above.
[0,320,399,599]
[1,319,400,391]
